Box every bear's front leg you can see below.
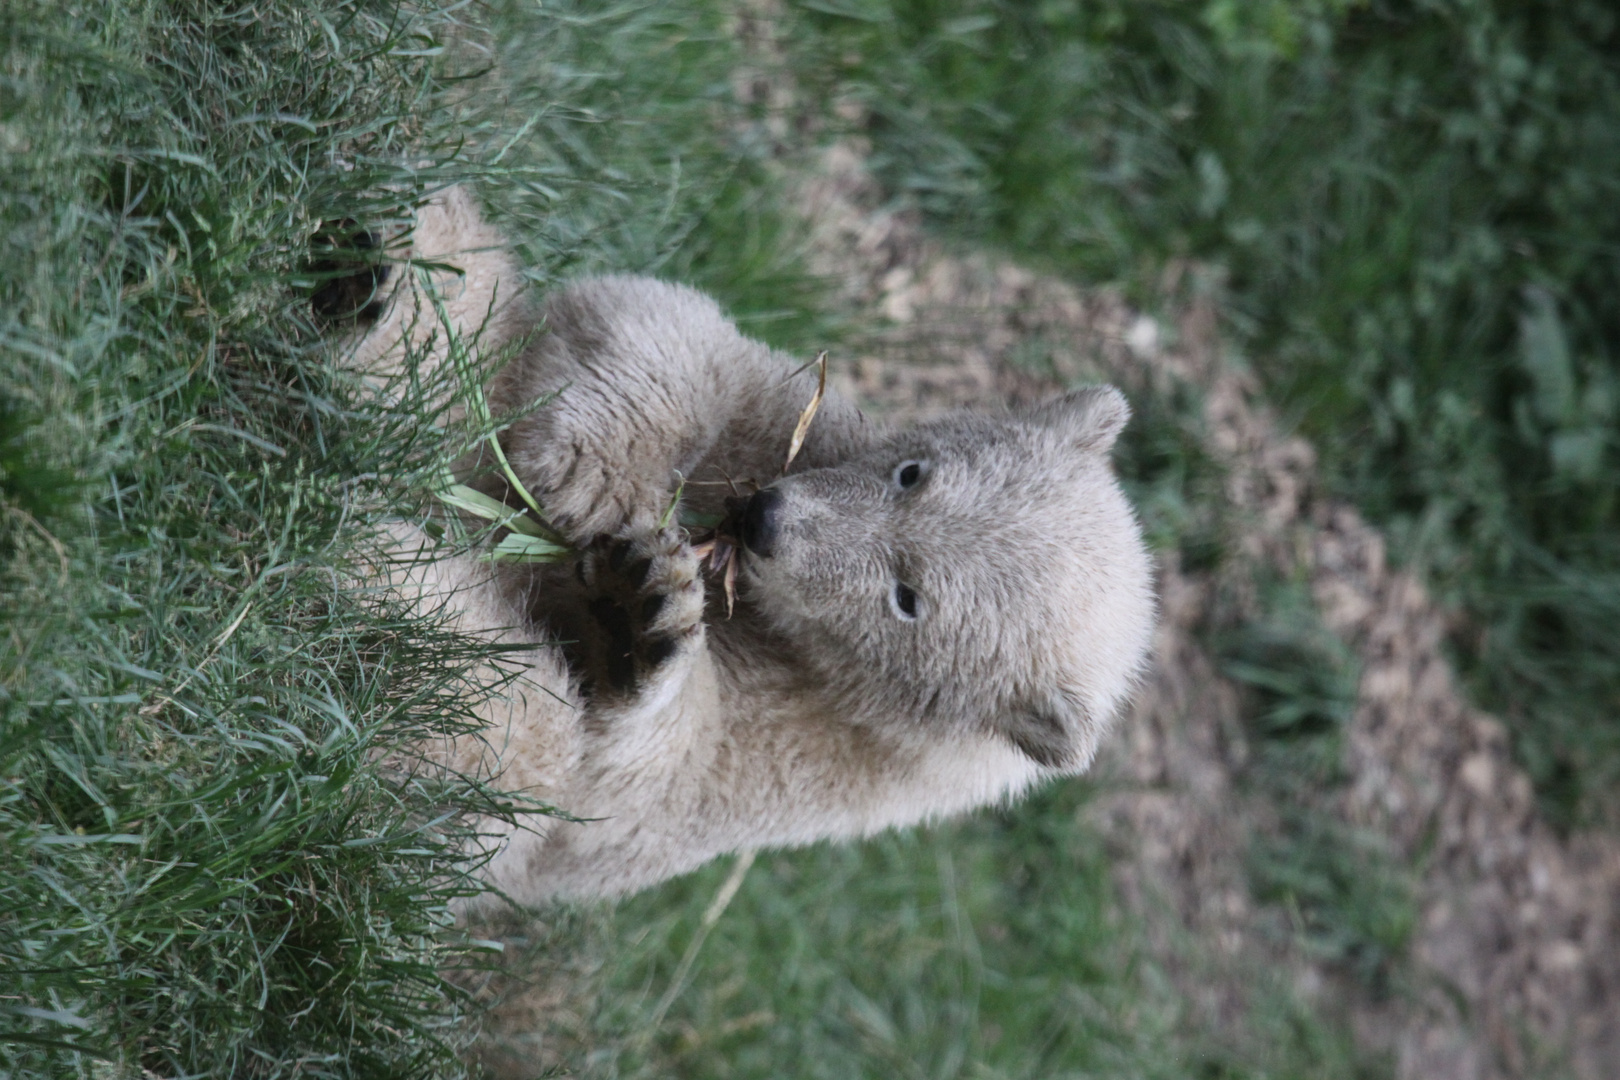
[506,415,687,545]
[490,277,773,545]
[564,526,706,700]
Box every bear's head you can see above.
[730,385,1155,772]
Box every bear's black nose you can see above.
[738,488,782,558]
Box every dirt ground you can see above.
[790,131,1620,1080]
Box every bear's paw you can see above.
[569,526,704,699]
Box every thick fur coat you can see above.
[349,187,1155,904]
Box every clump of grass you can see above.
[778,0,1620,829]
[1219,580,1360,753]
[0,2,559,1074]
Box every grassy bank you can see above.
[0,2,529,1073]
[1,0,839,1073]
[777,0,1620,830]
[457,0,842,352]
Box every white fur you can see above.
[348,187,1155,904]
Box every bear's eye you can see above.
[890,582,919,621]
[893,459,927,490]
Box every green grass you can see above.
[0,0,865,1074]
[774,0,1620,830]
[487,786,1381,1080]
[458,0,844,354]
[10,0,1551,1075]
[0,2,545,1074]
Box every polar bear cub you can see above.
[352,187,1155,904]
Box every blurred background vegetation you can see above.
[4,0,1615,1076]
[781,0,1620,832]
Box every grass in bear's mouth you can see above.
[690,527,743,619]
[674,474,749,617]
[687,348,828,617]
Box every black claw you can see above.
[640,592,666,625]
[608,541,631,571]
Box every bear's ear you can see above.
[999,691,1087,770]
[1027,385,1130,453]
